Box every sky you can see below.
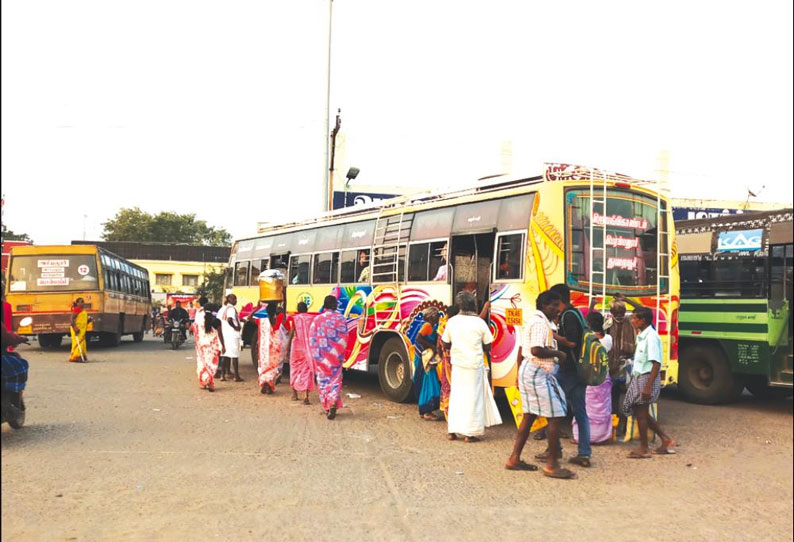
[2,0,792,244]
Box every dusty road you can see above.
[2,336,792,542]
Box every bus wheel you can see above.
[38,334,62,349]
[744,375,792,400]
[132,331,144,343]
[679,344,743,404]
[377,337,413,403]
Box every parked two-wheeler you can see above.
[1,351,29,430]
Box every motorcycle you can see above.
[164,319,186,349]
[1,352,28,429]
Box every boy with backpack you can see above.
[545,284,592,468]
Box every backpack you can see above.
[562,308,608,386]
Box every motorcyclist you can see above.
[169,301,190,341]
[1,324,30,420]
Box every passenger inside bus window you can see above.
[289,255,311,285]
[431,241,448,281]
[496,234,522,280]
[357,250,370,283]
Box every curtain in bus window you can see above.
[497,194,534,231]
[566,189,666,294]
[411,208,454,241]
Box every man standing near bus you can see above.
[548,283,592,468]
[623,306,676,458]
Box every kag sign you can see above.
[717,229,763,252]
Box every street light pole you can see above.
[322,0,334,212]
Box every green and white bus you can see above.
[676,209,793,403]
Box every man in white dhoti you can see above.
[441,291,500,443]
[218,294,243,382]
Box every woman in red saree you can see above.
[309,295,348,420]
[257,302,284,394]
[196,308,224,392]
[287,302,316,404]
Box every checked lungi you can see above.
[621,372,661,416]
[519,361,567,418]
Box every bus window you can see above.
[408,241,446,282]
[495,233,524,280]
[289,255,311,285]
[234,261,250,287]
[408,243,430,281]
[313,252,340,284]
[566,189,667,295]
[8,254,99,293]
[770,245,793,310]
[271,254,290,270]
[250,260,261,285]
[340,249,370,283]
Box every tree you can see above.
[1,223,32,242]
[101,208,231,246]
[196,266,227,304]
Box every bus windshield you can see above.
[566,189,668,295]
[8,255,99,293]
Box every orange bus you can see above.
[5,244,152,347]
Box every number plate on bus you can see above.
[505,308,523,326]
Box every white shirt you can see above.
[441,314,493,370]
[599,334,613,353]
[523,310,557,373]
[219,304,240,337]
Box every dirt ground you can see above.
[2,336,792,542]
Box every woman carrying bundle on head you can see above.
[257,301,285,395]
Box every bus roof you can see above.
[248,167,666,242]
[8,244,149,273]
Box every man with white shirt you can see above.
[218,294,243,382]
[505,290,575,479]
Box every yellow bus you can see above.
[227,163,679,407]
[5,244,152,347]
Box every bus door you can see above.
[769,244,793,360]
[450,231,495,314]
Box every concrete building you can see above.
[71,241,230,305]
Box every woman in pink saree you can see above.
[195,306,224,392]
[288,302,316,404]
[309,295,348,420]
[257,302,284,395]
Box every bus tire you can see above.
[678,344,743,404]
[377,337,413,403]
[132,331,144,343]
[38,334,62,349]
